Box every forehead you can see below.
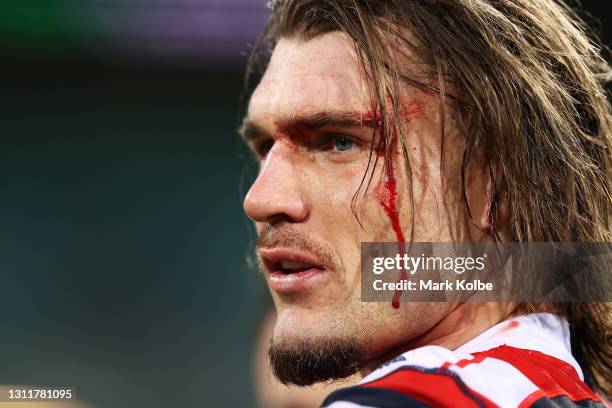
[248,32,369,125]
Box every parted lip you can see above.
[258,247,326,274]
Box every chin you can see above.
[268,308,366,386]
[273,305,330,343]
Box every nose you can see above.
[243,142,309,224]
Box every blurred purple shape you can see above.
[62,0,271,65]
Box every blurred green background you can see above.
[0,65,264,407]
[0,1,607,407]
[0,1,267,407]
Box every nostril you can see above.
[267,213,296,226]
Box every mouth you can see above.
[258,247,329,294]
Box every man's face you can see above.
[242,32,485,383]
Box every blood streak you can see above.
[370,110,406,309]
[379,131,407,309]
[373,102,421,308]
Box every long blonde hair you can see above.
[246,0,612,394]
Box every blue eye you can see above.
[334,137,354,152]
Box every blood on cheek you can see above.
[272,105,418,309]
[378,127,407,309]
[366,102,421,309]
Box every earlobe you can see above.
[465,160,511,234]
[473,178,491,232]
[492,190,510,232]
[480,177,510,234]
[464,159,492,232]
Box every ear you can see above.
[465,160,509,233]
[470,168,509,233]
[490,186,510,233]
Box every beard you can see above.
[268,336,365,386]
[257,223,366,385]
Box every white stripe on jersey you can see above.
[360,313,580,386]
[325,403,377,408]
[347,313,585,407]
[454,313,582,379]
[446,355,539,407]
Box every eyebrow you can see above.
[239,110,377,143]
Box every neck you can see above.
[360,301,518,377]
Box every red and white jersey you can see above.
[321,313,606,408]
